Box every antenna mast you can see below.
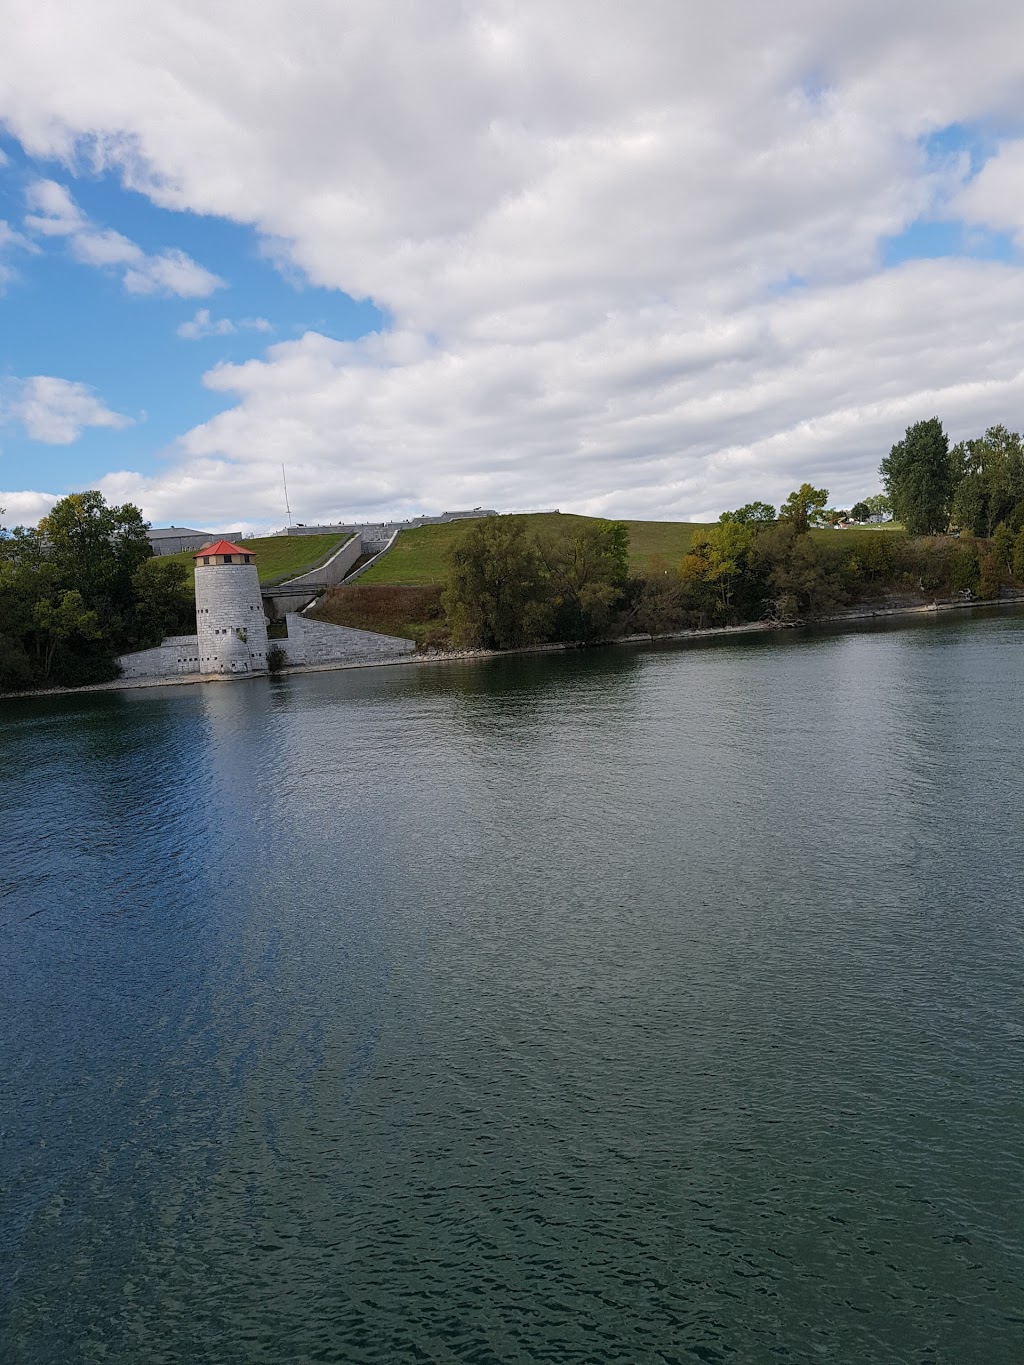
[281,464,293,526]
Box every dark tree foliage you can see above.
[132,557,194,644]
[622,558,688,636]
[443,516,631,649]
[538,519,630,641]
[880,418,954,534]
[443,516,553,649]
[949,425,1024,537]
[1,490,162,688]
[991,522,1015,572]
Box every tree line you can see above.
[0,491,193,689]
[442,444,1024,649]
[5,417,1022,686]
[882,418,1024,538]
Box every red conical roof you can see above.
[194,539,253,558]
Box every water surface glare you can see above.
[2,612,1024,1363]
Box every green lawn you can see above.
[355,522,471,586]
[357,514,714,585]
[163,533,350,586]
[622,519,714,571]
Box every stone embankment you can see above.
[280,614,414,666]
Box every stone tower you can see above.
[193,540,269,675]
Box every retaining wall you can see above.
[117,635,201,679]
[340,529,400,583]
[281,614,415,666]
[279,534,361,591]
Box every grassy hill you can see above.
[163,533,350,586]
[357,513,715,586]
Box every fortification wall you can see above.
[117,635,201,679]
[283,510,497,537]
[277,534,361,591]
[282,614,415,666]
[196,562,270,673]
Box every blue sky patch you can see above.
[882,219,1018,269]
[0,136,383,497]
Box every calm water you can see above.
[2,611,1024,1364]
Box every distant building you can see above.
[148,526,245,555]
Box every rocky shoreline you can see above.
[4,592,1023,702]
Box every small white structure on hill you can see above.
[194,539,269,675]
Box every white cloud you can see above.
[23,178,223,297]
[95,256,1024,528]
[0,489,59,527]
[177,308,235,339]
[1,3,1024,522]
[951,140,1024,245]
[4,376,133,444]
[0,218,37,290]
[23,178,86,235]
[176,309,272,340]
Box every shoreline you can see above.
[4,593,1023,703]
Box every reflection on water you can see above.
[2,611,1024,1363]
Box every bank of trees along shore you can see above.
[0,491,193,690]
[5,417,1024,687]
[439,418,1024,651]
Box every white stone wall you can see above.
[281,614,415,666]
[117,635,201,679]
[195,562,270,674]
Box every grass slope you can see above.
[357,513,714,585]
[622,519,714,571]
[164,533,349,586]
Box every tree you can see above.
[681,519,767,621]
[623,558,686,636]
[0,491,160,688]
[39,491,152,631]
[443,516,553,649]
[538,519,630,640]
[0,513,34,688]
[991,522,1015,573]
[949,425,1024,537]
[132,556,194,643]
[752,523,846,620]
[864,494,892,518]
[850,501,870,522]
[719,501,776,526]
[32,590,102,681]
[777,484,829,535]
[880,418,953,534]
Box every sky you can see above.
[1,1,1024,533]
